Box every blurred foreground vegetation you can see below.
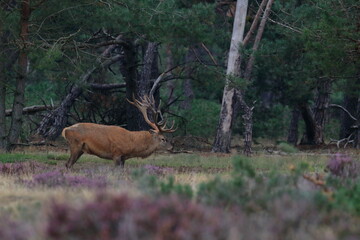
[0,151,360,239]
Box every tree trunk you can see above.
[7,0,30,150]
[339,95,358,139]
[0,64,6,149]
[236,0,274,155]
[287,107,300,145]
[313,79,332,144]
[299,79,332,145]
[355,97,360,149]
[238,90,253,156]
[180,47,196,110]
[0,31,6,149]
[120,41,139,131]
[243,0,274,81]
[299,103,316,145]
[36,86,83,140]
[0,28,18,149]
[165,44,176,104]
[212,0,248,153]
[125,42,159,131]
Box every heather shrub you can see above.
[0,161,48,175]
[21,170,107,188]
[326,153,360,179]
[143,164,174,176]
[44,192,360,240]
[0,217,33,240]
[45,193,230,240]
[322,154,360,214]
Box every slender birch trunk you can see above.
[212,0,248,153]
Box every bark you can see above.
[299,79,332,145]
[37,86,82,140]
[180,47,196,110]
[313,79,332,144]
[213,88,238,152]
[126,42,159,131]
[339,95,358,139]
[120,41,139,131]
[138,42,159,98]
[243,0,274,81]
[356,99,360,149]
[212,0,248,153]
[7,0,30,150]
[287,108,300,145]
[242,0,268,47]
[5,105,58,116]
[239,0,274,156]
[89,82,126,90]
[165,44,176,104]
[0,31,6,148]
[0,69,5,149]
[0,29,18,149]
[299,103,316,145]
[242,98,254,156]
[238,100,254,155]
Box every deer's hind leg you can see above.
[65,141,84,169]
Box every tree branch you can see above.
[5,105,57,117]
[89,82,126,90]
[243,0,268,47]
[329,104,357,121]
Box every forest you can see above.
[0,0,360,239]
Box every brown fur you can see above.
[62,123,171,168]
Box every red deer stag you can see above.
[62,95,175,168]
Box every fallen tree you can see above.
[5,105,57,117]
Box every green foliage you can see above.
[159,176,193,198]
[132,168,193,199]
[252,104,290,140]
[178,99,220,137]
[197,156,306,208]
[227,74,250,90]
[36,44,63,71]
[277,142,299,153]
[331,180,360,214]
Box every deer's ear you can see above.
[149,129,157,135]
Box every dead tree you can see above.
[36,51,123,140]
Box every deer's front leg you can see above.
[114,156,125,167]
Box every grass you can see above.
[0,151,330,174]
